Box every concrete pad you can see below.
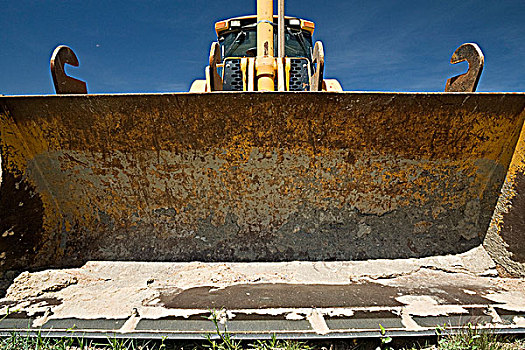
[1,247,524,339]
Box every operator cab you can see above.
[212,16,317,91]
[215,15,315,60]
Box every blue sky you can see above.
[1,0,524,94]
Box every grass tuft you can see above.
[435,323,523,350]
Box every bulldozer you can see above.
[0,0,524,341]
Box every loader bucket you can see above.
[1,92,524,280]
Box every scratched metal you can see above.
[485,114,525,276]
[50,46,88,94]
[445,43,484,93]
[0,92,524,275]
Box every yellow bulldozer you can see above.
[0,0,524,341]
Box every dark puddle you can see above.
[157,282,496,309]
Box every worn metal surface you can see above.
[1,250,525,339]
[445,43,484,93]
[50,46,87,94]
[0,92,524,278]
[485,113,525,275]
[208,42,223,92]
[311,41,324,91]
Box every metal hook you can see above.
[50,45,88,94]
[445,43,484,92]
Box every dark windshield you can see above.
[218,26,313,60]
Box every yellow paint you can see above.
[241,58,248,91]
[0,111,66,245]
[488,116,525,232]
[256,0,275,91]
[285,58,291,91]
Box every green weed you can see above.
[204,309,314,350]
[435,323,521,350]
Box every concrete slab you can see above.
[1,247,524,339]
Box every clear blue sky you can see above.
[1,0,524,94]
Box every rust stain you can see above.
[445,43,484,92]
[486,115,525,271]
[500,171,525,262]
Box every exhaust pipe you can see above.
[256,0,275,91]
[278,0,285,58]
